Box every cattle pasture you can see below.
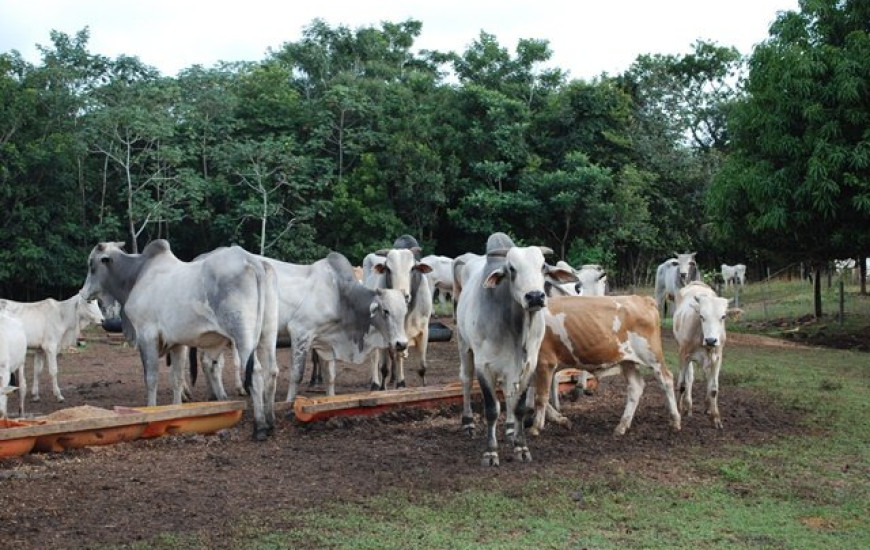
[0,297,868,548]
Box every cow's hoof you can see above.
[396,380,406,389]
[370,382,381,391]
[527,426,540,437]
[712,418,723,430]
[461,416,474,438]
[55,395,65,403]
[31,396,40,403]
[513,446,532,463]
[481,452,499,467]
[252,428,270,441]
[613,422,629,436]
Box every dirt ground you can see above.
[0,315,809,549]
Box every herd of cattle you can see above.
[0,234,743,464]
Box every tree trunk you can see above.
[813,265,822,319]
[860,256,867,296]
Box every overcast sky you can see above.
[1,0,800,80]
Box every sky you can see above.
[1,0,800,80]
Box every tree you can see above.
[708,0,870,316]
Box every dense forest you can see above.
[1,0,867,308]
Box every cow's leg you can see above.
[309,351,324,387]
[242,347,270,441]
[202,351,228,401]
[325,356,337,397]
[31,351,44,402]
[167,347,188,404]
[369,350,384,391]
[615,363,645,436]
[678,355,695,418]
[704,355,723,429]
[256,342,279,435]
[285,338,309,404]
[393,347,406,389]
[415,329,429,386]
[16,365,26,417]
[44,347,64,402]
[233,346,247,396]
[531,363,568,436]
[458,340,475,437]
[510,385,532,463]
[650,358,682,432]
[138,343,161,406]
[478,371,501,467]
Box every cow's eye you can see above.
[509,265,516,279]
[382,309,390,317]
[699,315,706,322]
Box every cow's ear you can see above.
[113,241,127,250]
[414,262,433,274]
[483,267,506,288]
[372,262,387,274]
[545,264,579,284]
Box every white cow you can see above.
[673,281,737,429]
[456,232,577,466]
[0,311,28,418]
[421,254,455,305]
[654,252,701,317]
[278,252,409,407]
[546,262,607,297]
[721,264,747,290]
[365,236,433,389]
[80,240,280,441]
[0,295,104,402]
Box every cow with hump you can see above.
[654,252,701,317]
[672,281,737,429]
[531,294,682,436]
[456,232,577,466]
[0,294,103,403]
[278,252,409,407]
[362,234,433,390]
[79,240,280,441]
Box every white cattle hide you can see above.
[0,311,28,418]
[672,281,737,429]
[0,295,103,402]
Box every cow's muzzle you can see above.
[703,337,719,348]
[525,290,546,311]
[395,341,408,352]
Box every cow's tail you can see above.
[244,259,275,394]
[189,347,198,387]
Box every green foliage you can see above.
[709,0,870,266]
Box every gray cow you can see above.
[456,232,577,466]
[79,240,279,441]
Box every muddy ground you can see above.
[0,315,812,549]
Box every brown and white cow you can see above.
[530,295,681,436]
[672,281,737,429]
[0,295,104,402]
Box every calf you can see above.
[0,295,104,402]
[364,236,433,389]
[672,281,736,429]
[0,311,28,418]
[531,295,681,436]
